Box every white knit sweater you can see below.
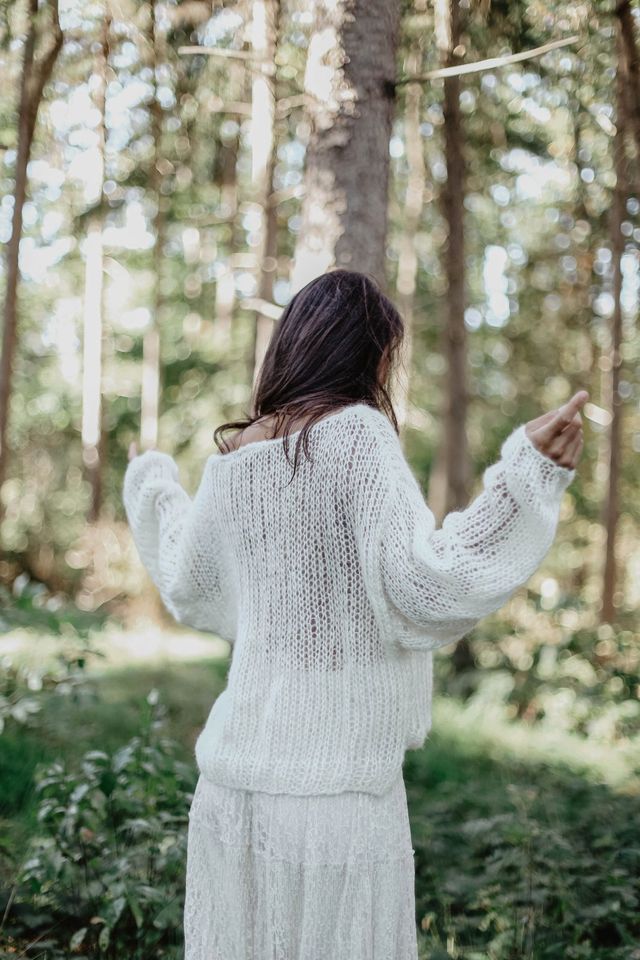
[123,402,575,795]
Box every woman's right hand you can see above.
[524,390,588,470]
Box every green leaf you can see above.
[128,892,144,929]
[98,923,111,951]
[69,926,88,949]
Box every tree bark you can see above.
[428,0,470,524]
[394,0,428,435]
[212,58,243,351]
[82,10,110,522]
[141,0,164,452]
[248,0,281,388]
[0,0,63,496]
[615,0,640,170]
[601,21,629,624]
[429,0,474,674]
[290,0,401,293]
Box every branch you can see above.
[200,95,309,118]
[397,35,580,85]
[178,45,269,64]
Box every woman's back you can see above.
[123,400,576,796]
[122,270,583,959]
[183,403,432,794]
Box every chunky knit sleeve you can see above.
[349,408,576,653]
[122,451,234,640]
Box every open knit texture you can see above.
[123,401,576,958]
[123,401,575,797]
[123,403,575,794]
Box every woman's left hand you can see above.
[524,390,588,470]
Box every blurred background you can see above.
[0,0,639,957]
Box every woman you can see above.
[123,269,586,959]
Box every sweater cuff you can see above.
[500,423,576,500]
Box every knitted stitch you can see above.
[122,402,575,795]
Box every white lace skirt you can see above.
[183,770,418,960]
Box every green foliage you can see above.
[0,579,110,640]
[4,692,196,959]
[435,612,640,747]
[0,631,637,959]
[407,736,640,958]
[0,581,110,759]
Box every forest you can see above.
[0,0,639,957]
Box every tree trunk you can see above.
[141,0,164,452]
[82,11,110,522]
[248,0,281,388]
[0,0,63,496]
[428,0,470,525]
[394,0,428,434]
[213,74,241,351]
[429,0,474,674]
[616,0,640,173]
[290,0,401,293]
[601,21,629,624]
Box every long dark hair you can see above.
[213,268,406,477]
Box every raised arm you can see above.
[122,451,235,640]
[347,400,583,654]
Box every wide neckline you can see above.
[208,402,370,463]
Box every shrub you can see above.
[4,691,196,959]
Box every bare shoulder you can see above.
[223,406,360,453]
[224,416,285,453]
